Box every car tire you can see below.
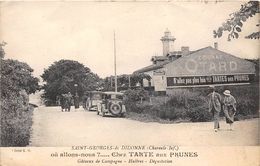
[109,103,122,115]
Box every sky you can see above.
[1,1,259,79]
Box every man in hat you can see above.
[208,85,222,132]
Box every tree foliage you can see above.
[1,59,40,98]
[41,59,101,105]
[0,41,7,58]
[0,43,39,146]
[214,1,259,41]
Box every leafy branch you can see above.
[213,1,259,41]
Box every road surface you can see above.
[29,106,259,146]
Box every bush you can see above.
[125,84,259,123]
[0,95,33,146]
[125,102,147,113]
[186,107,212,122]
[126,89,212,122]
[162,107,187,120]
[124,88,149,102]
[0,55,38,146]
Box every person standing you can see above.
[67,92,73,112]
[60,94,66,112]
[208,86,222,132]
[82,92,88,110]
[74,92,80,109]
[223,90,237,131]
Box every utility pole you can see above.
[114,31,118,92]
[128,75,131,88]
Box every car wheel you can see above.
[109,103,122,115]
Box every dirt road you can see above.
[29,106,259,146]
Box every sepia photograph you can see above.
[0,1,259,165]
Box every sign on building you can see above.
[165,46,256,87]
[153,69,166,91]
[167,74,255,87]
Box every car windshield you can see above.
[107,94,123,100]
[92,93,102,100]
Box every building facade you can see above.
[134,29,256,94]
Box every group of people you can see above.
[57,92,80,112]
[208,86,237,132]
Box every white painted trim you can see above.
[166,73,255,77]
[166,83,250,88]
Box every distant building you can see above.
[134,29,256,95]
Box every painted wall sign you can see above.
[165,47,256,77]
[167,74,255,87]
[184,59,238,73]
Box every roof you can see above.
[168,50,196,57]
[134,48,199,74]
[133,61,170,74]
[168,51,182,56]
[151,56,168,61]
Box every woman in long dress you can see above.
[223,90,237,130]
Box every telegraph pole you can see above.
[128,75,131,88]
[114,31,118,92]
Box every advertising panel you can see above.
[167,74,255,87]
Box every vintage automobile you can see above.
[84,91,103,111]
[97,91,126,117]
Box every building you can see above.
[134,29,256,94]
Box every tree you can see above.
[0,43,40,146]
[1,59,40,99]
[41,59,101,105]
[130,73,151,87]
[0,41,7,58]
[213,1,259,41]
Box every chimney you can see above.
[181,46,190,56]
[214,42,218,49]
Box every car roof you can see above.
[87,91,103,94]
[103,91,124,95]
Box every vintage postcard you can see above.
[0,1,259,166]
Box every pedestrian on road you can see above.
[208,85,222,132]
[82,92,88,110]
[67,92,73,111]
[60,94,66,112]
[56,95,61,106]
[223,90,237,131]
[74,92,79,109]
